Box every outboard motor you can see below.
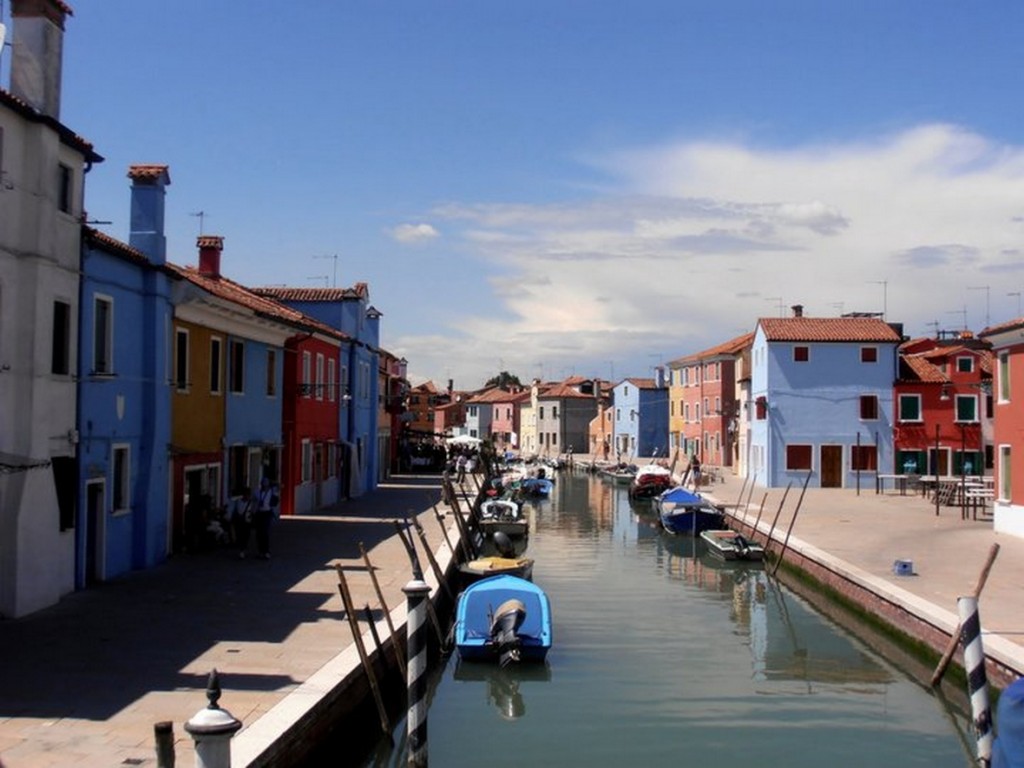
[734,534,750,558]
[489,598,527,667]
[493,531,516,559]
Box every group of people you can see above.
[229,477,280,559]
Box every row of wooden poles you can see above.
[333,471,486,761]
[727,471,1002,766]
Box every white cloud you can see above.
[403,125,1024,388]
[390,222,440,244]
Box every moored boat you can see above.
[458,554,535,586]
[477,498,529,538]
[454,574,553,666]
[657,486,724,535]
[629,463,673,499]
[700,529,765,561]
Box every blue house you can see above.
[611,377,669,460]
[76,165,174,585]
[748,308,902,488]
[256,284,381,497]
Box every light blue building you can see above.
[76,166,174,585]
[259,285,381,497]
[611,377,669,460]
[748,309,902,488]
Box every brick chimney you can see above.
[197,235,224,278]
[10,0,70,119]
[128,165,170,265]
[791,304,804,318]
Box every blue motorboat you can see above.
[657,486,724,536]
[519,476,554,498]
[454,574,552,667]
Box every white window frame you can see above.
[175,328,190,392]
[315,353,325,401]
[302,351,312,398]
[112,443,131,515]
[210,336,223,395]
[998,351,1010,403]
[327,358,337,402]
[954,394,978,423]
[93,294,114,375]
[898,393,922,423]
[301,439,312,483]
[998,444,1011,502]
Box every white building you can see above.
[0,0,102,617]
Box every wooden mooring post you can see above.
[359,542,406,671]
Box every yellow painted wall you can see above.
[172,320,225,454]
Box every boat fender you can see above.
[493,531,516,558]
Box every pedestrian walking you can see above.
[688,454,702,489]
[233,487,255,559]
[254,477,279,560]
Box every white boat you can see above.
[700,529,765,561]
[477,498,529,538]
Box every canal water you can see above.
[359,470,977,767]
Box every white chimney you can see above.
[10,0,70,120]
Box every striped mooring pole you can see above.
[958,596,993,766]
[404,578,432,767]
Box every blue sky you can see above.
[21,2,1024,387]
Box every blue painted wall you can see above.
[78,232,172,585]
[750,326,897,488]
[224,337,284,474]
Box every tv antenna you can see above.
[968,285,990,329]
[313,253,339,288]
[307,275,328,288]
[765,297,784,317]
[190,211,209,235]
[947,305,967,332]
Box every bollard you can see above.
[154,720,175,767]
[958,596,993,766]
[404,578,432,767]
[184,670,242,768]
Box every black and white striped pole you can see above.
[404,577,432,767]
[958,596,993,766]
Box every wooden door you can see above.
[820,445,843,488]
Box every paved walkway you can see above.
[0,474,454,768]
[1,466,1022,767]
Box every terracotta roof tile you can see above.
[759,316,901,343]
[898,355,947,384]
[82,227,151,267]
[623,377,658,389]
[670,331,755,365]
[167,264,348,341]
[538,383,594,399]
[980,317,1024,337]
[255,285,369,302]
[127,164,170,182]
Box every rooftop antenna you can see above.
[307,275,328,288]
[968,285,990,329]
[947,305,968,332]
[190,211,209,235]
[868,280,888,319]
[830,301,845,316]
[765,297,784,317]
[313,253,339,288]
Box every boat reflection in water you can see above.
[453,659,552,721]
[654,526,895,690]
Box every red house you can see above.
[979,318,1024,538]
[893,335,992,478]
[281,327,346,516]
